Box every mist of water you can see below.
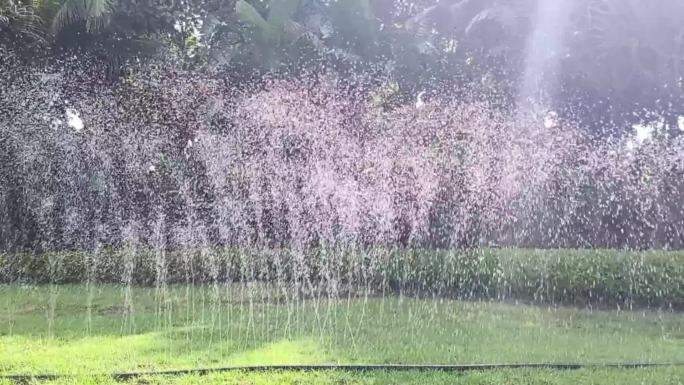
[1,46,683,369]
[519,0,573,107]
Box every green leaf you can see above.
[235,0,269,31]
[266,0,299,29]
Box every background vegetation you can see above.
[2,2,684,252]
[2,0,683,127]
[3,248,683,308]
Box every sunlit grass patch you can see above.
[1,284,682,382]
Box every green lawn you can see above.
[1,284,682,384]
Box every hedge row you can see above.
[1,248,682,308]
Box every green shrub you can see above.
[1,248,682,308]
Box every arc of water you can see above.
[519,0,573,109]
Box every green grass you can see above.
[2,368,684,385]
[0,284,682,384]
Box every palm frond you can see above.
[84,0,111,31]
[51,0,113,34]
[31,0,41,9]
[0,0,45,42]
[51,0,85,33]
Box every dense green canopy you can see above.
[2,0,682,130]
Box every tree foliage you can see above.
[1,0,683,127]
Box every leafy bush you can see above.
[2,248,682,309]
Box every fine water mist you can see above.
[519,0,573,105]
[1,1,684,377]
